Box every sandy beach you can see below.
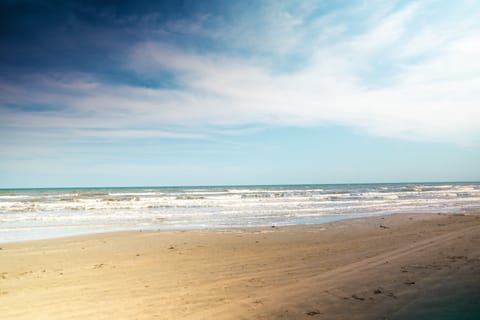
[1,211,480,319]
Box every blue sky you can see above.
[1,0,479,187]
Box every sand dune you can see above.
[1,212,480,319]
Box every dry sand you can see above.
[1,212,480,319]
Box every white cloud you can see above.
[2,1,480,146]
[350,3,418,54]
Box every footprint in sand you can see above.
[351,294,366,301]
[306,310,322,316]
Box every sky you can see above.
[1,0,479,188]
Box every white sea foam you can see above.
[1,183,479,242]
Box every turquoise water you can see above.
[1,182,480,243]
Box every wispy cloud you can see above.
[1,0,480,148]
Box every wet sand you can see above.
[1,211,480,319]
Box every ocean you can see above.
[1,182,479,243]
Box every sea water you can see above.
[1,182,479,243]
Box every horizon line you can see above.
[1,180,479,190]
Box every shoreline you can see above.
[3,182,479,245]
[0,212,378,245]
[0,210,471,245]
[0,212,398,245]
[1,211,480,319]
